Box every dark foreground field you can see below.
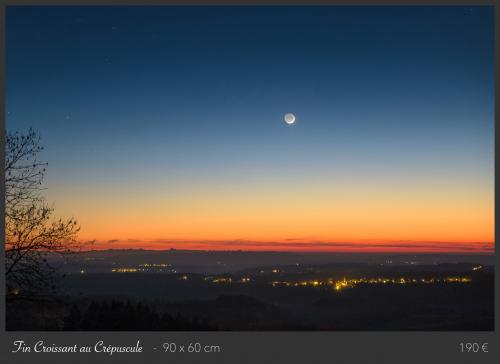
[6,261,494,331]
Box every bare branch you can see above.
[5,129,84,300]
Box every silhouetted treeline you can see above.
[64,300,213,330]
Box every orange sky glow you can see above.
[50,179,494,253]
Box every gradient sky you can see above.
[6,6,494,252]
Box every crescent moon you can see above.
[284,113,296,125]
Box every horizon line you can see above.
[71,247,495,255]
[75,239,495,254]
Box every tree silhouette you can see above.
[5,128,81,300]
[65,300,215,330]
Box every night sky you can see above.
[6,6,494,252]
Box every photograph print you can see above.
[5,6,494,331]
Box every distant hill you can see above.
[47,249,495,274]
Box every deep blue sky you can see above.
[5,6,495,247]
